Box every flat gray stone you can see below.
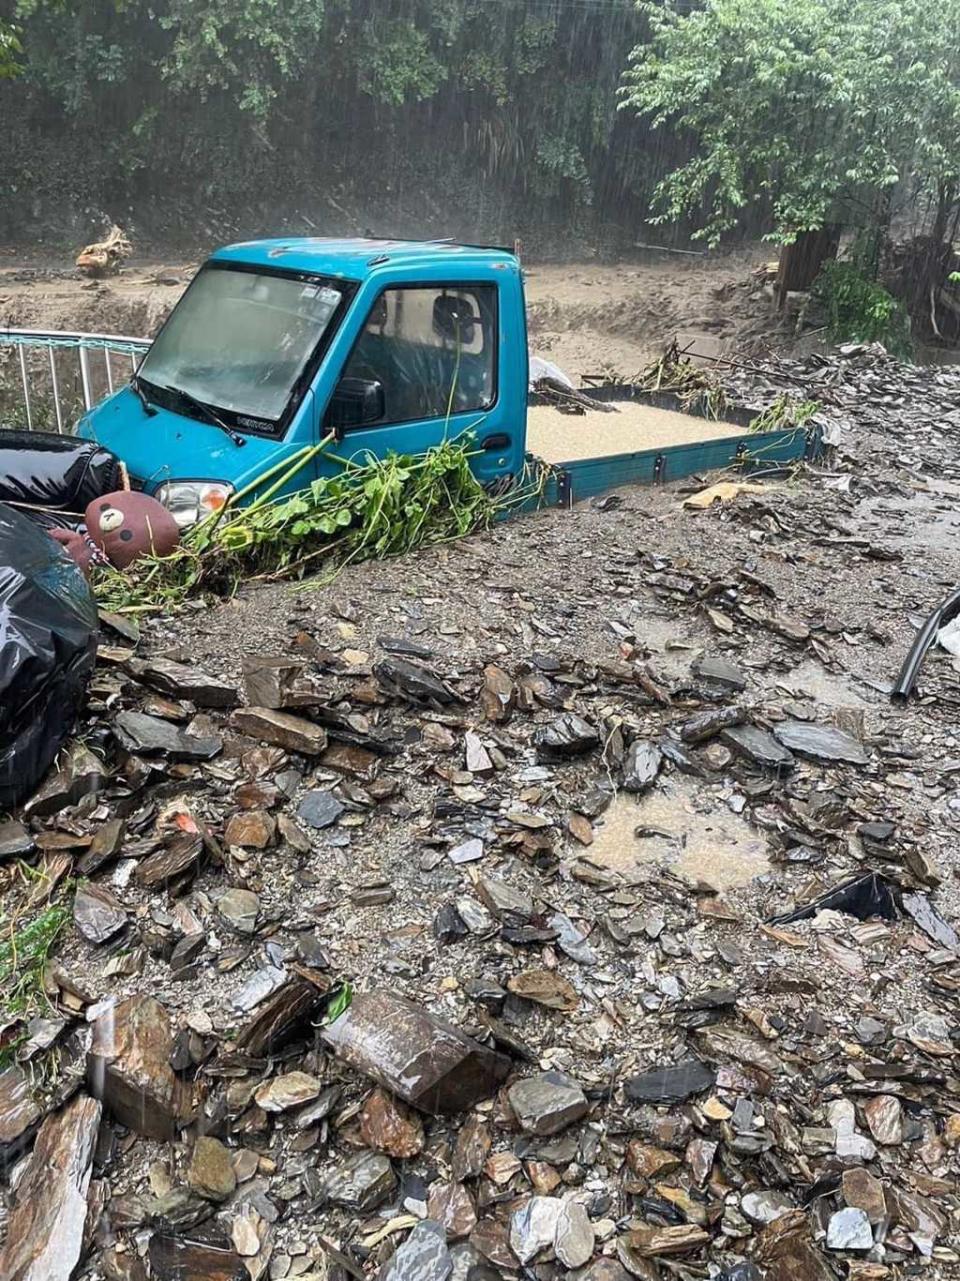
[298,789,345,830]
[772,720,869,766]
[113,711,222,760]
[319,1149,396,1210]
[721,724,795,772]
[380,1220,452,1281]
[508,1072,588,1136]
[692,654,748,691]
[826,1207,874,1251]
[217,887,260,935]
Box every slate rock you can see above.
[187,1135,237,1201]
[902,892,959,950]
[679,705,744,744]
[624,1059,715,1103]
[223,810,275,849]
[128,656,239,708]
[134,833,204,890]
[0,1093,101,1281]
[549,912,598,965]
[721,724,795,773]
[235,975,330,1057]
[510,1196,562,1265]
[148,1235,246,1281]
[241,656,311,710]
[76,817,125,876]
[434,903,469,944]
[24,741,106,819]
[476,875,533,920]
[772,720,869,766]
[570,1262,631,1281]
[826,1208,873,1251]
[217,888,260,935]
[842,1168,887,1224]
[114,711,222,760]
[481,664,516,723]
[508,1072,589,1136]
[692,654,748,691]
[0,820,35,860]
[73,881,127,944]
[555,1199,595,1268]
[360,1087,425,1158]
[379,1220,452,1281]
[535,713,599,760]
[863,1094,902,1145]
[426,1181,478,1240]
[231,707,327,755]
[320,1149,396,1210]
[232,964,287,1013]
[741,1190,795,1225]
[452,1114,492,1181]
[88,995,191,1139]
[0,1065,41,1162]
[298,789,345,829]
[255,1071,322,1112]
[375,656,461,704]
[622,740,662,793]
[321,990,510,1115]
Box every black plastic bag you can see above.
[0,503,99,808]
[0,430,123,510]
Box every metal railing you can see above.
[0,327,152,434]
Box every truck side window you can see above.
[334,285,497,427]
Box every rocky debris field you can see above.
[1,346,960,1281]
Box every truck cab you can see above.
[76,239,528,525]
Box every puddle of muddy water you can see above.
[856,486,960,554]
[779,659,869,710]
[588,777,770,890]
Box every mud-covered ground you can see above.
[1,337,959,1279]
[0,243,791,382]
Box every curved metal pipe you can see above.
[891,584,960,701]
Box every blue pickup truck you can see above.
[76,237,819,524]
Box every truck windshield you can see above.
[138,265,345,425]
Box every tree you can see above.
[620,0,960,258]
[0,18,22,78]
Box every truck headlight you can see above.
[156,481,234,529]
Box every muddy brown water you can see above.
[588,776,770,891]
[526,402,748,464]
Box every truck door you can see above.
[320,282,516,486]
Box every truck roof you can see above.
[211,237,518,280]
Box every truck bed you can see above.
[526,400,748,464]
[523,385,821,506]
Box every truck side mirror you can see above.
[326,377,385,438]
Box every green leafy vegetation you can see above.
[621,0,960,257]
[93,436,544,613]
[0,0,649,249]
[749,394,820,435]
[813,261,912,356]
[0,892,69,1051]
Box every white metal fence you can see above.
[0,327,152,433]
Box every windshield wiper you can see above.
[160,384,247,447]
[130,374,158,418]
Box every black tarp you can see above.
[0,431,123,511]
[0,503,99,807]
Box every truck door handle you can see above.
[480,433,510,451]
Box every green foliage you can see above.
[0,898,69,1029]
[749,394,820,434]
[92,437,535,613]
[621,0,960,248]
[814,259,912,355]
[0,0,648,244]
[0,20,22,78]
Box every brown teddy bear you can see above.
[51,490,180,573]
